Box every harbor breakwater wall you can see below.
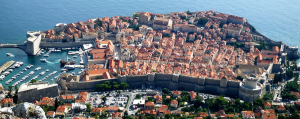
[59,73,240,97]
[40,41,93,48]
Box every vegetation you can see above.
[86,103,92,112]
[135,94,142,99]
[134,13,139,18]
[54,98,59,111]
[236,76,243,81]
[162,34,171,37]
[281,74,299,100]
[96,81,129,91]
[128,25,140,31]
[30,79,37,84]
[41,105,55,115]
[197,17,208,26]
[6,85,13,98]
[273,73,283,84]
[263,92,273,101]
[186,10,191,15]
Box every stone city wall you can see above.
[18,84,59,102]
[66,78,117,90]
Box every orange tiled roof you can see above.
[145,102,155,106]
[56,106,65,112]
[0,98,13,104]
[47,111,55,116]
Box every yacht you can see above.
[40,59,47,62]
[0,75,5,80]
[3,71,10,76]
[35,67,41,71]
[6,53,12,56]
[40,71,46,76]
[65,65,75,70]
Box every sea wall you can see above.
[40,41,93,48]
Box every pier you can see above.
[0,61,15,74]
[0,44,27,52]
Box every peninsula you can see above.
[1,10,300,119]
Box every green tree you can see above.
[194,98,203,108]
[102,97,107,103]
[225,107,235,114]
[135,94,141,99]
[54,98,59,111]
[134,13,139,18]
[162,88,169,94]
[187,10,191,15]
[197,17,208,26]
[253,98,264,108]
[286,68,294,77]
[86,103,92,112]
[30,79,37,84]
[120,82,129,89]
[236,76,243,81]
[6,85,13,98]
[165,113,172,119]
[58,100,65,105]
[124,111,128,116]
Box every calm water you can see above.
[0,0,300,88]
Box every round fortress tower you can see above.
[244,76,259,89]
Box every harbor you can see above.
[0,48,87,89]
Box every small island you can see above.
[1,10,300,119]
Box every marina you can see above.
[0,48,86,89]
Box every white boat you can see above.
[61,69,68,72]
[12,77,16,79]
[10,66,15,69]
[19,62,23,65]
[46,69,49,72]
[73,56,77,58]
[35,67,41,71]
[40,59,47,62]
[3,71,10,76]
[8,69,13,72]
[20,72,23,74]
[44,54,49,57]
[65,65,75,70]
[6,53,12,56]
[0,75,5,80]
[23,68,27,71]
[40,71,46,76]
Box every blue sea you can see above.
[0,0,300,88]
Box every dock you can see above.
[0,61,15,73]
[65,65,84,68]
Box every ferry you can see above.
[40,59,47,62]
[35,67,41,71]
